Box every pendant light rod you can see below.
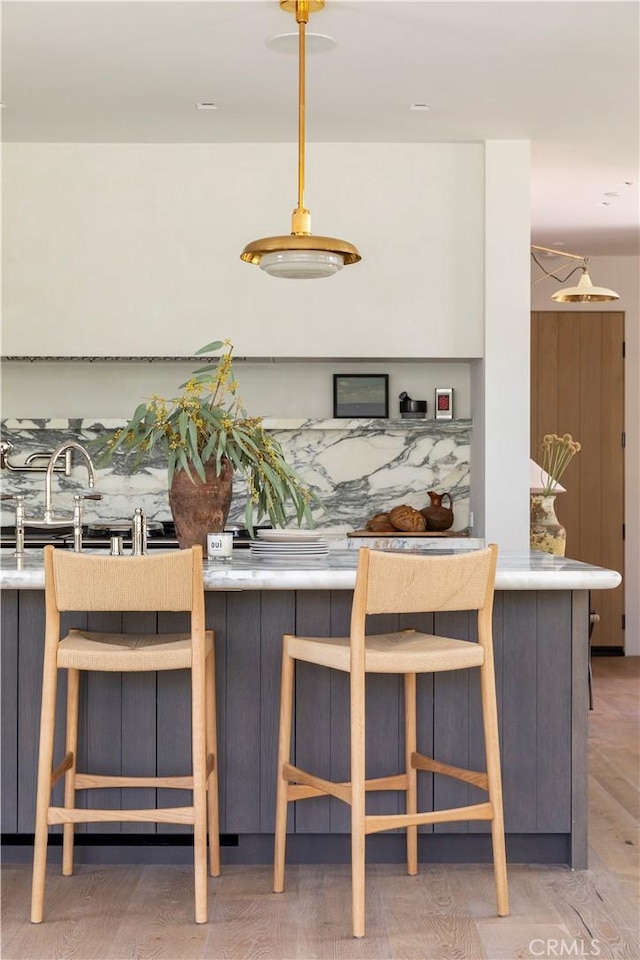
[298,5,307,212]
[531,244,586,262]
[531,244,586,286]
[293,0,310,235]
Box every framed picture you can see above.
[333,374,389,418]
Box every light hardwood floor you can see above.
[2,658,638,960]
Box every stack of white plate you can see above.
[249,529,329,563]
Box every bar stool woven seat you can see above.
[31,545,219,924]
[274,544,509,937]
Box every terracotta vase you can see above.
[420,491,454,531]
[530,494,566,556]
[169,458,233,551]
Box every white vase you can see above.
[530,494,566,556]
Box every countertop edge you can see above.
[0,555,623,593]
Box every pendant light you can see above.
[531,245,619,303]
[549,267,619,303]
[241,0,361,279]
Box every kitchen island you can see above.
[1,547,621,870]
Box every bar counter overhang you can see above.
[0,547,622,870]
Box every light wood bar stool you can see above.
[31,545,219,924]
[274,544,508,938]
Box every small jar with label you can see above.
[207,532,234,562]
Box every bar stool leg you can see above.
[31,652,59,923]
[404,672,418,875]
[205,647,220,877]
[274,639,295,894]
[191,663,208,924]
[479,659,509,917]
[62,668,80,876]
[350,668,366,939]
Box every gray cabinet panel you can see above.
[364,614,403,827]
[17,593,46,834]
[501,593,538,832]
[156,611,192,834]
[294,592,332,833]
[20,606,89,835]
[536,591,571,832]
[571,592,589,868]
[327,592,352,834]
[206,593,228,832]
[400,612,435,834]
[225,592,262,833]
[469,594,503,834]
[121,612,158,833]
[67,613,89,834]
[259,592,295,834]
[84,612,123,833]
[467,656,490,832]
[433,612,471,833]
[1,592,18,833]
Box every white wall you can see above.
[1,139,535,564]
[471,141,531,552]
[532,255,640,656]
[2,142,484,358]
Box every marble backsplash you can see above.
[0,418,471,532]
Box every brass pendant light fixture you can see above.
[240,0,361,279]
[531,245,619,303]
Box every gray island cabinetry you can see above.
[1,550,621,868]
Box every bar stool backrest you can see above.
[46,546,202,613]
[351,545,498,651]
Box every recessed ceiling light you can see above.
[603,191,620,197]
[595,201,611,207]
[410,103,430,111]
[621,180,635,187]
[196,102,218,111]
[266,32,336,54]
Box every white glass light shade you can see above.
[259,250,344,279]
[551,269,619,303]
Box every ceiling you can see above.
[2,1,638,255]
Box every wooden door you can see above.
[531,311,625,651]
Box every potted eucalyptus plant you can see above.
[97,339,316,549]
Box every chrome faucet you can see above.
[131,506,148,556]
[1,493,26,557]
[1,439,72,475]
[44,441,97,523]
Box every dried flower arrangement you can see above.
[539,433,581,495]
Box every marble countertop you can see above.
[0,547,622,592]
